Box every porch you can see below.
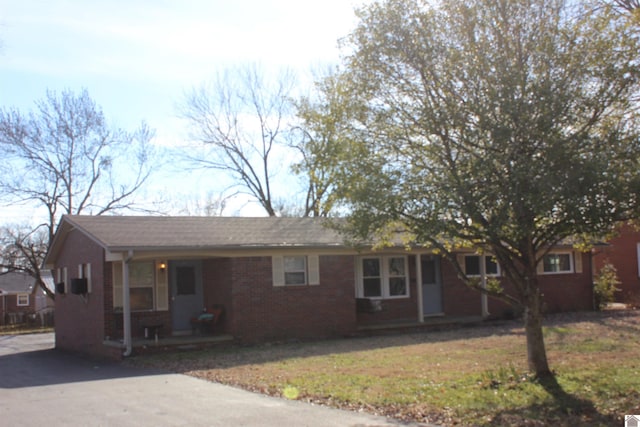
[104,332,234,356]
[356,315,485,335]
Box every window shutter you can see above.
[272,256,285,286]
[156,260,169,310]
[63,267,68,294]
[86,263,92,293]
[456,254,466,274]
[112,262,123,308]
[574,252,582,274]
[308,255,320,285]
[536,254,545,274]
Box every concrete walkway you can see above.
[0,333,429,427]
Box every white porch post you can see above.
[416,254,424,322]
[480,256,489,318]
[122,250,133,356]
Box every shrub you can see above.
[593,262,621,310]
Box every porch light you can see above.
[159,262,167,271]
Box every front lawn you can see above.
[0,324,53,335]
[128,310,640,426]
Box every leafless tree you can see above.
[180,64,297,217]
[0,225,52,299]
[611,0,640,12]
[0,88,157,298]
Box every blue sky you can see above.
[0,0,364,219]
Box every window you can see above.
[464,255,499,276]
[17,293,29,306]
[112,260,168,311]
[129,261,155,311]
[362,258,382,297]
[284,256,307,285]
[542,253,572,273]
[358,256,409,298]
[272,255,320,286]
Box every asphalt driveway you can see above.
[0,333,426,427]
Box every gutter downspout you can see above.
[123,250,134,357]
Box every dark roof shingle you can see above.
[64,215,345,250]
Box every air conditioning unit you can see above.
[71,278,88,295]
[55,282,65,294]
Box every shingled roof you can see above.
[54,215,347,252]
[0,272,35,294]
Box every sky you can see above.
[0,0,365,220]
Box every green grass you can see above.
[0,324,53,335]
[129,311,640,426]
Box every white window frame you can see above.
[541,252,573,274]
[112,259,168,311]
[272,255,320,287]
[357,255,409,299]
[17,293,29,306]
[464,254,500,277]
[284,256,307,285]
[129,261,156,311]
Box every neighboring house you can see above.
[593,222,640,306]
[43,215,594,359]
[0,271,54,325]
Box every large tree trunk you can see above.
[523,285,551,377]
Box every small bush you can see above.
[593,262,621,310]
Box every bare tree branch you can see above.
[180,64,298,216]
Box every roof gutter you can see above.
[122,250,134,357]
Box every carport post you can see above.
[122,250,134,356]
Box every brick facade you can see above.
[52,235,595,359]
[53,229,106,358]
[593,223,640,304]
[227,255,356,342]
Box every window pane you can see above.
[284,256,305,271]
[544,254,571,272]
[130,287,153,310]
[130,262,154,287]
[388,257,405,276]
[363,278,382,297]
[465,256,480,275]
[285,272,306,285]
[362,258,380,277]
[422,258,436,284]
[389,277,407,296]
[176,266,196,295]
[485,257,499,275]
[558,254,571,271]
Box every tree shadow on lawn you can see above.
[486,374,617,426]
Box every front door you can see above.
[421,255,443,316]
[170,260,203,333]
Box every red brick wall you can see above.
[53,229,106,358]
[442,253,594,318]
[103,262,172,340]
[441,258,484,316]
[594,223,640,304]
[202,258,233,333]
[539,252,594,312]
[356,255,420,326]
[228,255,357,342]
